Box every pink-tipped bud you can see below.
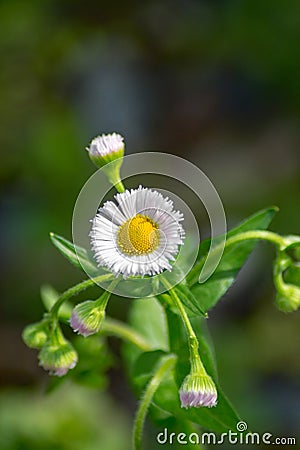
[86,133,124,168]
[180,373,217,409]
[38,326,77,377]
[70,294,109,337]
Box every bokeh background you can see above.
[0,0,299,449]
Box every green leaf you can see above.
[40,284,72,320]
[132,350,168,390]
[46,335,113,393]
[72,335,113,389]
[50,232,97,274]
[174,284,208,318]
[188,206,278,312]
[122,298,169,373]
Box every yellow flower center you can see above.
[117,214,160,256]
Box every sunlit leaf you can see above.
[187,206,278,312]
[122,297,169,373]
[174,284,207,318]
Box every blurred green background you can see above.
[0,0,299,449]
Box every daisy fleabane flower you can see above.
[90,186,185,277]
[86,133,124,168]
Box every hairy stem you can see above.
[133,354,177,450]
[161,278,206,375]
[50,273,114,320]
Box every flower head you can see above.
[38,326,78,377]
[273,252,300,312]
[70,295,108,337]
[90,186,184,277]
[180,373,217,408]
[22,321,49,349]
[86,133,124,168]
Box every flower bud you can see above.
[86,133,125,191]
[38,326,78,376]
[22,321,49,349]
[70,292,110,337]
[86,133,124,168]
[273,252,300,312]
[275,286,300,312]
[180,372,217,408]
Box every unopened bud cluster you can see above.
[23,320,78,377]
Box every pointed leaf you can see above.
[50,232,97,273]
[187,206,278,312]
[122,298,169,372]
[175,284,208,318]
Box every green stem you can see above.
[225,230,285,248]
[187,229,286,287]
[50,273,114,320]
[101,318,152,352]
[161,278,206,375]
[114,179,125,193]
[133,354,177,450]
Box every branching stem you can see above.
[50,273,114,321]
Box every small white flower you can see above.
[90,186,184,277]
